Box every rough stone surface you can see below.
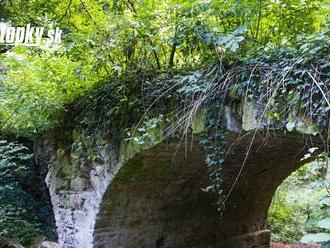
[94,141,219,248]
[45,142,121,248]
[92,132,317,248]
[43,103,324,248]
[218,133,314,239]
[242,102,270,131]
[39,241,60,248]
[218,230,271,248]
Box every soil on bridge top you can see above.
[271,241,321,248]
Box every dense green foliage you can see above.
[269,160,330,245]
[0,138,55,246]
[0,0,329,136]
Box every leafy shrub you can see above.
[301,175,330,246]
[0,138,55,246]
[268,182,306,241]
[269,161,329,244]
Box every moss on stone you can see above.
[115,156,169,184]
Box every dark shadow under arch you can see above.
[93,133,322,248]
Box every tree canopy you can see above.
[0,0,329,136]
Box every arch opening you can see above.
[93,132,322,248]
[268,158,329,247]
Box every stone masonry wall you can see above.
[41,103,324,248]
[44,141,120,248]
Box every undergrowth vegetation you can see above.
[0,138,55,246]
[269,160,330,245]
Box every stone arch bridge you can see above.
[38,104,325,248]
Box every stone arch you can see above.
[44,105,325,248]
[93,139,219,248]
[93,132,319,248]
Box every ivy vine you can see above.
[200,99,227,212]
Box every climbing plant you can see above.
[200,100,227,212]
[0,138,55,246]
[166,28,330,213]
